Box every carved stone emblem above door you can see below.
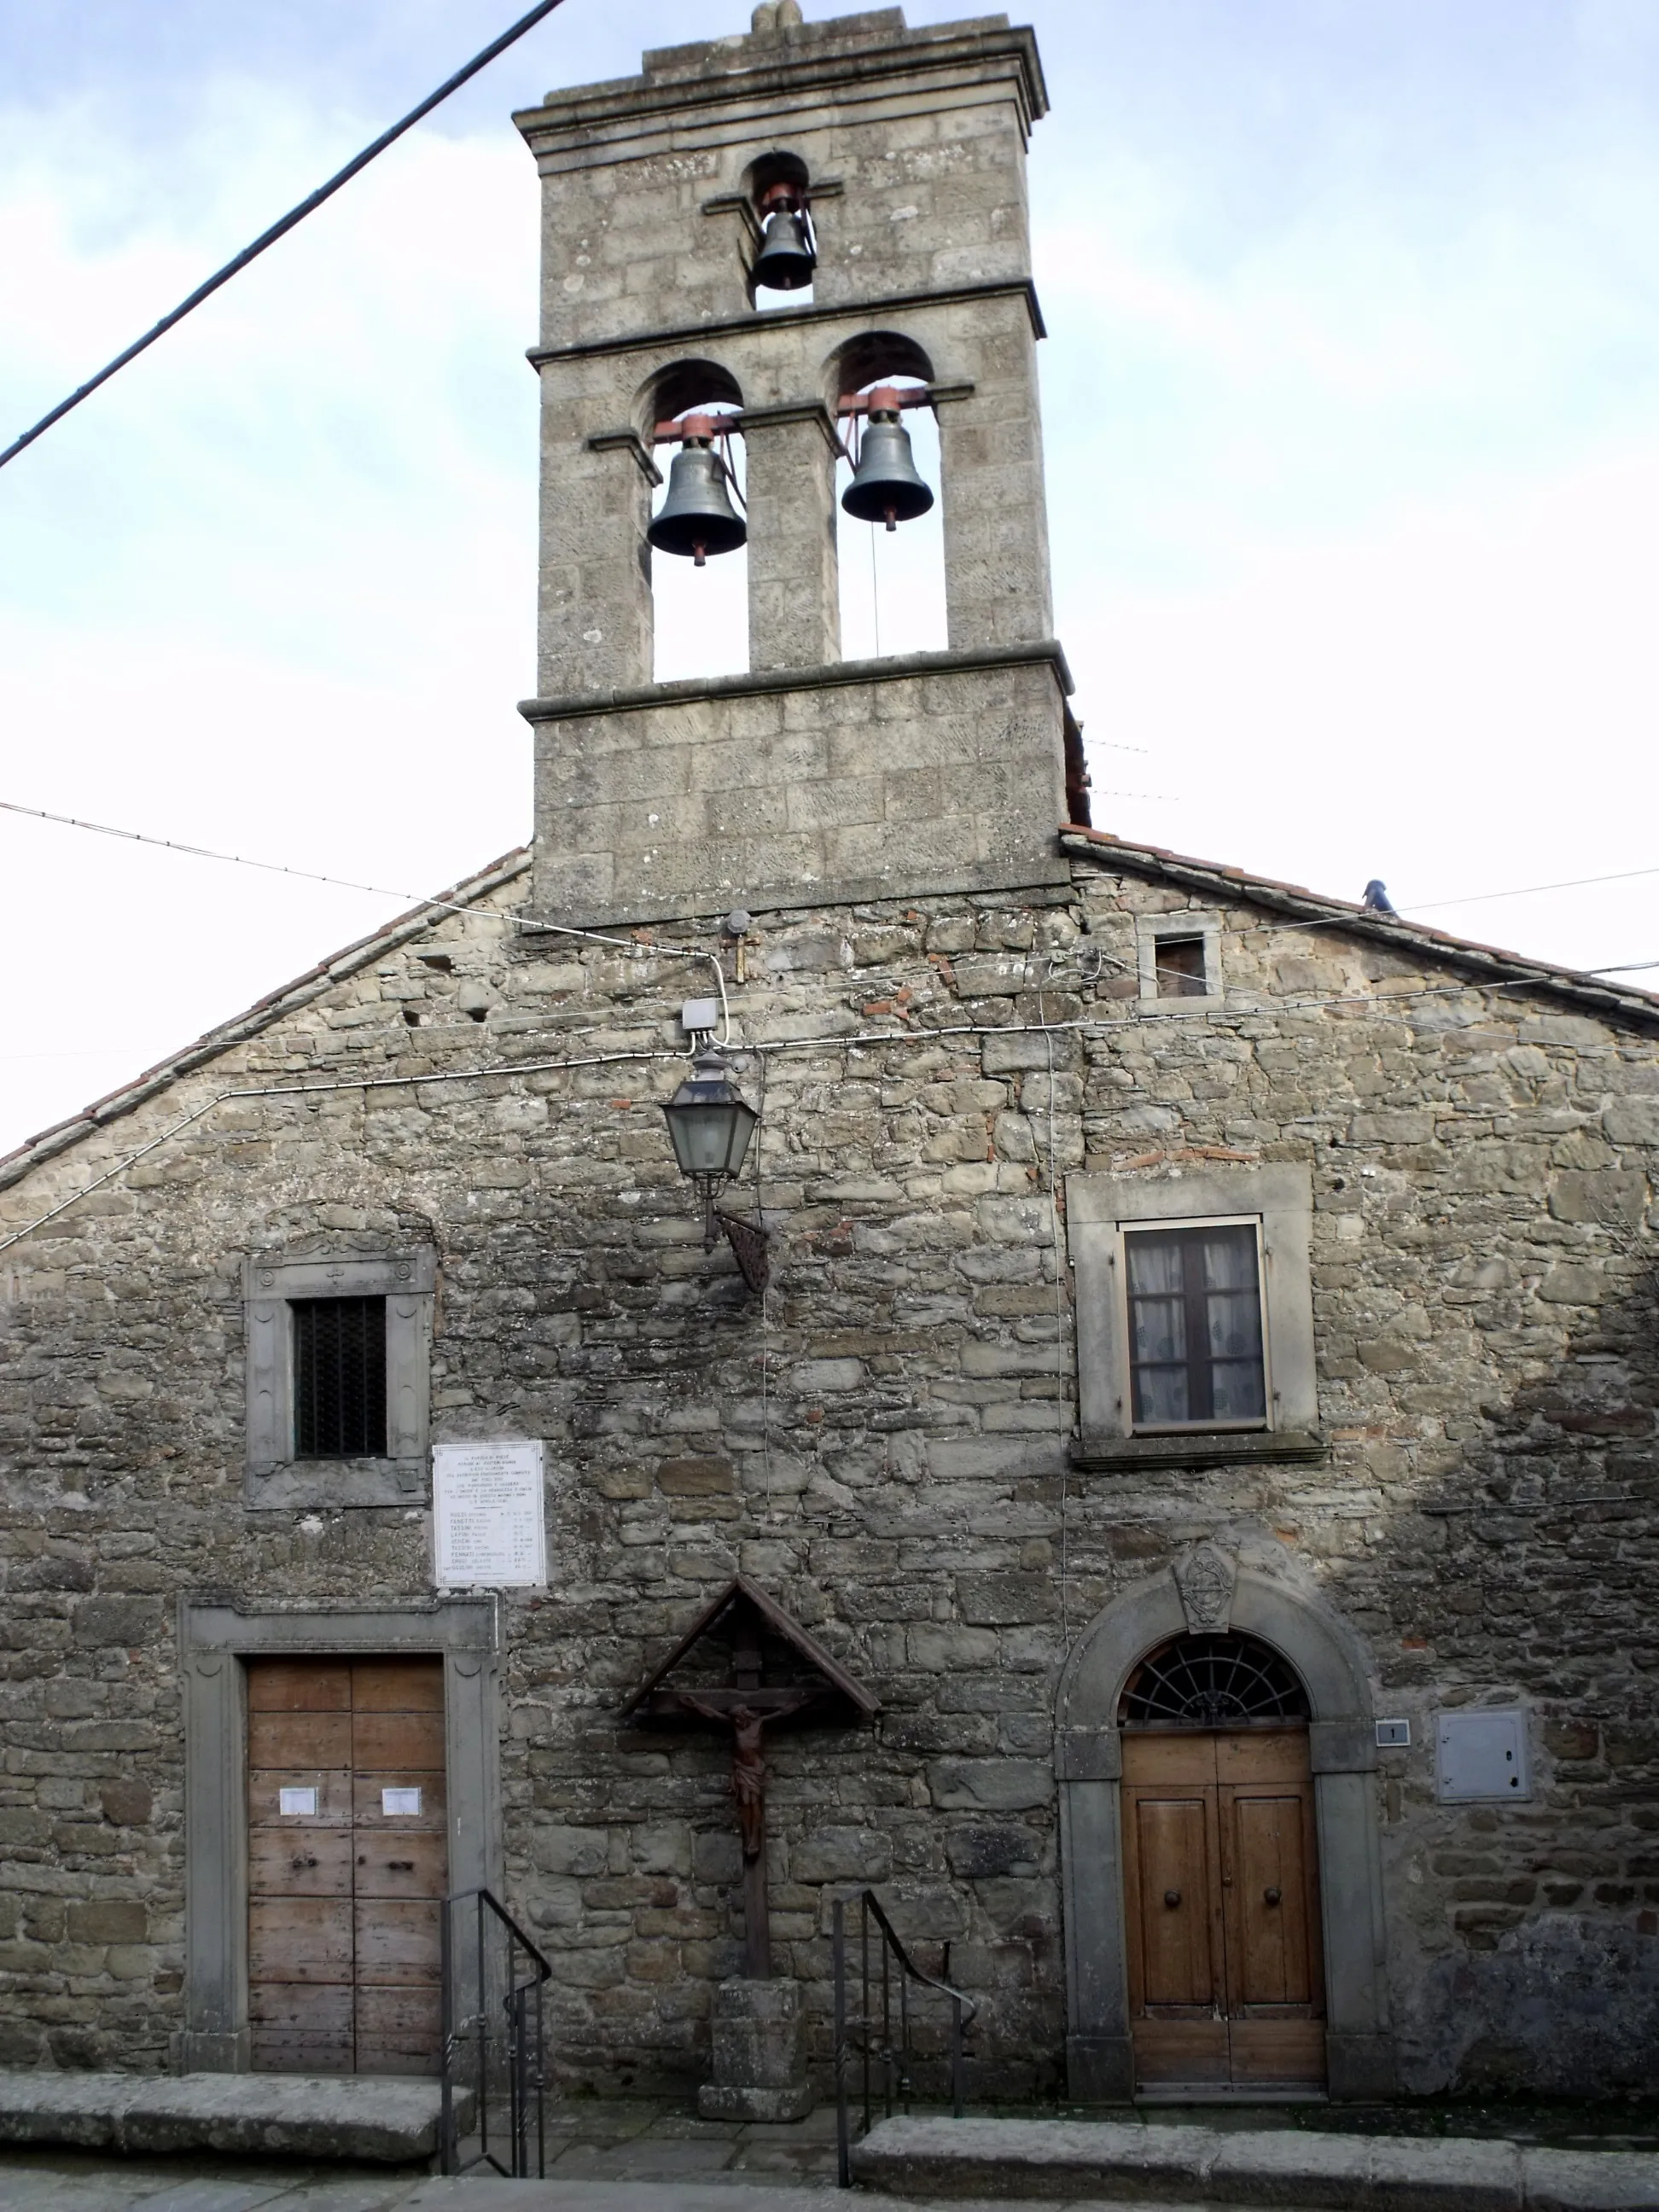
[1174,1544,1237,1633]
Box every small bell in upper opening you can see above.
[750,183,815,292]
[647,416,747,568]
[841,387,934,533]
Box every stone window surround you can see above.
[177,1595,500,2073]
[1067,1164,1322,1471]
[244,1250,434,1510]
[1055,1560,1395,2103]
[1137,909,1224,1010]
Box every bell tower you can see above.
[515,5,1076,925]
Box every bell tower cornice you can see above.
[514,15,1048,156]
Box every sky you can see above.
[3,0,1659,1156]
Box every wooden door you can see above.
[247,1656,447,2075]
[1218,1731,1325,2087]
[1122,1728,1324,2092]
[1121,1732,1229,2085]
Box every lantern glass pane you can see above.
[725,1100,758,1178]
[671,1103,740,1175]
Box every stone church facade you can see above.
[2,4,1656,2108]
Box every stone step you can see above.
[848,2117,1659,2212]
[0,2068,447,2163]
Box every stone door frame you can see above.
[178,1596,500,2072]
[1054,1563,1394,2102]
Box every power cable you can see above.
[5,966,1647,1259]
[7,794,1654,985]
[1070,851,1659,960]
[0,0,570,474]
[0,793,732,1042]
[1,787,1650,1082]
[1406,864,1659,914]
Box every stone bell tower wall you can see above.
[515,9,1068,928]
[525,642,1071,927]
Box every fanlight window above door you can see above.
[1119,1633,1308,1728]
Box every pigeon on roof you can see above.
[1363,880,1397,914]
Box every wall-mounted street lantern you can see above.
[662,1047,759,1250]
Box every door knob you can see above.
[1164,1889,1181,1908]
[1264,1886,1282,1906]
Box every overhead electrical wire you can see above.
[3,794,1650,993]
[2,967,1647,1260]
[0,793,731,1041]
[1406,864,1659,914]
[0,0,570,473]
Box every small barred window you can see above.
[292,1297,387,1459]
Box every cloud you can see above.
[5,4,1659,1159]
[0,81,538,1152]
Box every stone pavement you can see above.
[0,2097,845,2209]
[8,2104,1659,2212]
[850,2116,1659,2210]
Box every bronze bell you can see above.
[647,416,747,568]
[841,390,934,532]
[751,187,815,291]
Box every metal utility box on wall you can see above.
[1436,1709,1530,1802]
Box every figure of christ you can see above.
[678,1688,820,1976]
[678,1691,818,1859]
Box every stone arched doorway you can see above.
[1119,1629,1325,2093]
[1055,1554,1394,2103]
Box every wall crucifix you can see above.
[620,1576,879,1979]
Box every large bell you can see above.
[647,419,747,567]
[751,200,815,291]
[841,394,934,532]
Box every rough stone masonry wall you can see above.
[1,855,1656,2097]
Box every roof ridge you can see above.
[0,845,531,1190]
[1060,825,1659,1025]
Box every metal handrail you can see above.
[833,1886,978,2188]
[439,1885,553,2178]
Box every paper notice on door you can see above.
[278,1786,317,1817]
[432,1439,547,1589]
[381,1786,422,1817]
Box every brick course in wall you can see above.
[2,838,1656,2095]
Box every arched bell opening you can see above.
[637,361,749,684]
[826,335,946,661]
[742,150,815,310]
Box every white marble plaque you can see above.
[278,1786,317,1817]
[433,1439,547,1589]
[381,1786,422,1817]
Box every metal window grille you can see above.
[1120,1633,1308,1728]
[292,1296,387,1458]
[1124,1222,1266,1427]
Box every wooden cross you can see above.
[620,1577,879,1979]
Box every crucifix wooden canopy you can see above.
[621,1576,879,1978]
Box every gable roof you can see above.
[620,1574,881,1720]
[0,847,532,1194]
[7,824,1654,1202]
[1060,825,1659,1033]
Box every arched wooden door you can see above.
[1120,1634,1326,2093]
